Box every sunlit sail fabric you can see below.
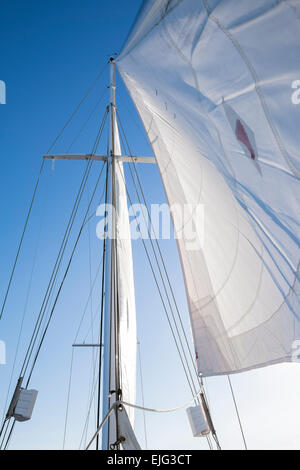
[118,0,300,376]
[114,116,137,420]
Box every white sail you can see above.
[118,0,300,376]
[114,116,137,423]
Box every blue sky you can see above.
[1,0,300,451]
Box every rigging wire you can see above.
[0,62,108,322]
[69,174,108,343]
[66,87,108,154]
[69,173,108,340]
[0,420,10,449]
[20,108,108,380]
[81,301,101,344]
[113,157,214,451]
[63,266,104,450]
[96,158,109,451]
[116,137,197,394]
[117,92,150,149]
[71,237,106,344]
[1,420,12,451]
[117,111,201,393]
[0,59,225,450]
[55,165,108,450]
[20,167,90,378]
[116,109,219,450]
[63,176,107,451]
[1,201,46,423]
[0,98,109,446]
[32,114,107,360]
[0,125,103,450]
[118,111,200,372]
[117,167,197,404]
[81,303,103,448]
[4,160,107,451]
[83,335,100,448]
[117,116,203,389]
[227,375,248,450]
[67,163,109,450]
[0,161,44,322]
[1,110,108,450]
[63,253,105,449]
[74,163,108,451]
[199,375,220,450]
[137,341,148,450]
[62,349,75,449]
[86,183,98,433]
[79,369,100,449]
[25,160,107,388]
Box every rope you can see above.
[86,385,216,451]
[121,390,203,414]
[85,388,205,451]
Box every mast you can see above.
[101,57,120,450]
[39,57,154,449]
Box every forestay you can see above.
[118,0,300,376]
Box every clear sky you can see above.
[0,0,300,451]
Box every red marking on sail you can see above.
[236,119,256,160]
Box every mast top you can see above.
[108,52,118,63]
[109,56,116,108]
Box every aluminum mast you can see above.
[101,57,120,450]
